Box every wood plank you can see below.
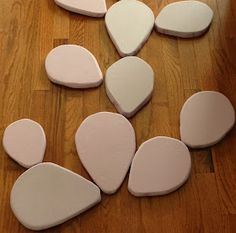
[0,0,236,232]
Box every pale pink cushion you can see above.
[3,119,46,168]
[155,1,213,38]
[54,0,107,17]
[11,163,101,230]
[75,112,136,194]
[180,91,235,148]
[105,56,154,118]
[105,0,154,56]
[128,136,191,196]
[45,45,103,88]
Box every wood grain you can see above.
[0,0,236,232]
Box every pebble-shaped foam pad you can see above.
[54,0,107,17]
[11,163,101,230]
[155,0,213,38]
[105,0,154,56]
[105,56,154,118]
[180,91,235,148]
[128,136,191,196]
[3,119,46,168]
[75,112,136,194]
[45,44,103,88]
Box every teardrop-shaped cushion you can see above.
[155,1,213,38]
[128,136,191,196]
[11,163,101,230]
[105,0,154,57]
[75,112,136,194]
[54,0,107,17]
[45,45,103,88]
[105,56,154,118]
[3,119,46,168]
[180,91,235,148]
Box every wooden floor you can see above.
[0,0,236,232]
